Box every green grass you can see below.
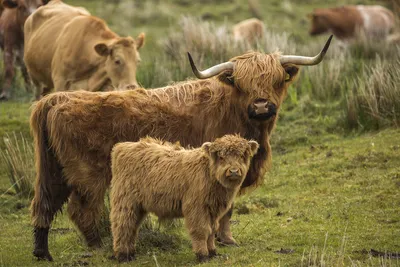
[0,0,399,266]
[1,129,399,266]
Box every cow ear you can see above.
[248,141,259,156]
[94,43,110,57]
[2,0,18,8]
[136,33,145,50]
[284,65,299,82]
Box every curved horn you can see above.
[279,35,333,66]
[187,52,234,79]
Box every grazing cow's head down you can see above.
[2,0,45,27]
[188,35,332,122]
[94,33,145,90]
[202,135,259,189]
[308,10,331,36]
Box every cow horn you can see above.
[187,52,234,79]
[279,35,333,66]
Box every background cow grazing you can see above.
[110,135,259,262]
[308,5,395,43]
[0,0,47,100]
[233,18,265,44]
[24,0,145,99]
[29,36,332,261]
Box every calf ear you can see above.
[248,141,259,156]
[136,33,145,50]
[202,142,212,156]
[2,0,18,8]
[94,43,110,57]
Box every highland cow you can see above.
[308,5,395,43]
[233,18,265,44]
[110,135,259,262]
[24,0,145,99]
[30,36,332,261]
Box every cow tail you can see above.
[30,97,63,228]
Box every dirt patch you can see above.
[357,249,400,259]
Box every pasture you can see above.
[0,0,399,266]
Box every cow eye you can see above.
[114,59,121,65]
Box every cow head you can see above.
[202,135,259,189]
[188,35,332,122]
[94,33,145,90]
[308,11,330,36]
[2,0,45,27]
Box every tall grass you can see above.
[0,133,34,198]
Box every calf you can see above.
[0,0,46,100]
[110,135,259,262]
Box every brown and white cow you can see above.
[0,0,47,100]
[233,18,265,44]
[29,36,332,261]
[24,0,145,99]
[309,5,395,43]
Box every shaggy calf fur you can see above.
[110,135,259,262]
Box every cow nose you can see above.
[254,101,276,116]
[227,168,241,177]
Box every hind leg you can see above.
[31,180,71,261]
[67,187,107,248]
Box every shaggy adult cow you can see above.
[30,36,333,261]
[0,0,48,100]
[308,5,395,43]
[233,18,265,44]
[24,0,145,99]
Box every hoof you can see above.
[196,253,209,263]
[216,236,239,247]
[117,253,136,262]
[0,93,9,101]
[209,250,217,258]
[33,249,53,261]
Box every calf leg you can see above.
[31,180,71,261]
[67,188,107,248]
[186,216,211,262]
[216,204,237,246]
[111,202,146,262]
[15,49,31,92]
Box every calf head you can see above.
[2,0,45,28]
[94,33,145,90]
[202,135,259,189]
[188,35,333,122]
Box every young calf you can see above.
[110,135,259,262]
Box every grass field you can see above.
[0,0,399,266]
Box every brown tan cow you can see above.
[24,0,145,99]
[30,36,332,261]
[0,0,47,100]
[233,18,265,44]
[110,135,259,262]
[309,5,395,42]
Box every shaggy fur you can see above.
[30,51,300,260]
[0,0,47,100]
[309,5,395,42]
[110,135,259,262]
[233,18,265,44]
[24,0,145,99]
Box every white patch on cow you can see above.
[357,5,370,31]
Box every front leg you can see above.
[216,204,238,246]
[207,230,217,258]
[1,39,15,100]
[185,215,211,262]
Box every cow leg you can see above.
[216,204,238,246]
[185,214,211,262]
[15,49,31,92]
[31,181,71,261]
[111,203,147,262]
[67,188,106,248]
[0,43,15,100]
